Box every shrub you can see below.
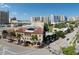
[62,46,76,55]
[55,31,65,38]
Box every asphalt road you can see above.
[49,28,78,54]
[0,39,52,55]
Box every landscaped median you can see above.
[61,32,79,55]
[69,31,79,46]
[61,46,76,55]
[69,34,77,46]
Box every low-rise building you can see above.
[15,25,44,43]
[53,28,68,32]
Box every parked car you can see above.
[67,38,69,40]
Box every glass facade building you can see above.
[0,10,9,24]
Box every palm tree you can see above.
[9,31,16,38]
[16,33,22,45]
[31,35,38,45]
[8,31,16,42]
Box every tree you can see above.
[44,23,49,32]
[16,33,21,39]
[2,30,8,38]
[52,33,59,41]
[69,25,74,31]
[62,46,76,55]
[9,31,16,41]
[55,31,65,38]
[75,23,78,27]
[9,31,16,37]
[48,24,53,32]
[16,33,22,45]
[31,35,38,43]
[43,23,49,43]
[55,23,66,29]
[68,21,76,24]
[66,28,71,33]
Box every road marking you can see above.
[6,50,17,54]
[2,47,7,55]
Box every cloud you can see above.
[0,3,10,9]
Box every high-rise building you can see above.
[0,10,9,24]
[31,16,49,24]
[50,15,67,24]
[60,16,67,22]
[75,16,79,21]
[68,16,79,21]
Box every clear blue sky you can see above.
[0,3,79,20]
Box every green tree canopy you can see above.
[69,25,74,31]
[16,33,22,39]
[55,23,66,29]
[2,30,8,35]
[9,31,16,37]
[31,35,38,41]
[44,23,49,32]
[55,31,65,38]
[62,46,76,55]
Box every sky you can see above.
[0,3,79,20]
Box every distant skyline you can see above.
[0,3,79,20]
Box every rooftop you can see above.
[16,26,43,34]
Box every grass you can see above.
[62,46,76,55]
[64,32,79,55]
[69,35,76,46]
[69,32,79,46]
[48,25,53,32]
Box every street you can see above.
[49,28,78,54]
[0,27,52,55]
[0,27,78,55]
[0,39,52,55]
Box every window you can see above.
[25,33,27,35]
[25,38,26,39]
[39,35,41,37]
[27,38,28,40]
[21,34,23,35]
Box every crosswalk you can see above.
[0,46,17,55]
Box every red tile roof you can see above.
[16,27,43,34]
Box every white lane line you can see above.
[6,50,17,54]
[1,47,17,55]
